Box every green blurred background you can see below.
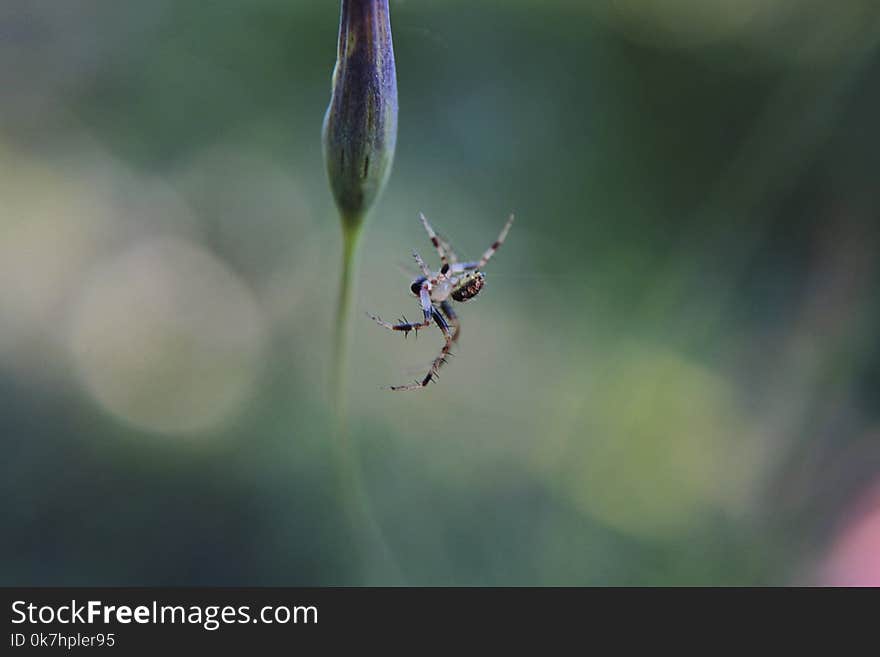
[3,0,880,585]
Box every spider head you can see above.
[451,271,485,302]
[410,276,427,296]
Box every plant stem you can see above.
[330,220,403,585]
[332,221,362,430]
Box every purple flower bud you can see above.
[322,0,398,228]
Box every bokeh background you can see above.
[3,0,880,586]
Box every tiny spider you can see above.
[369,212,514,391]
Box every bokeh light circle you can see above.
[69,238,267,435]
[556,344,739,539]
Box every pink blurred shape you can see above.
[823,481,880,587]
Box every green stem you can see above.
[330,220,403,585]
[332,222,362,428]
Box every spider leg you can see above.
[436,234,459,264]
[419,213,449,266]
[370,281,434,336]
[440,300,461,344]
[369,314,431,334]
[418,283,434,322]
[412,250,432,278]
[447,214,514,273]
[479,213,514,268]
[369,281,435,336]
[389,307,453,391]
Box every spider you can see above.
[369,212,514,391]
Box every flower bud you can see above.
[322,0,398,228]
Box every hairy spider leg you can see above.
[440,300,461,344]
[369,281,434,334]
[436,234,459,263]
[396,300,461,380]
[412,250,432,279]
[448,214,514,273]
[419,213,449,267]
[389,307,453,391]
[480,213,514,268]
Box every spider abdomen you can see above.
[451,272,485,302]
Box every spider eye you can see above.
[410,276,427,296]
